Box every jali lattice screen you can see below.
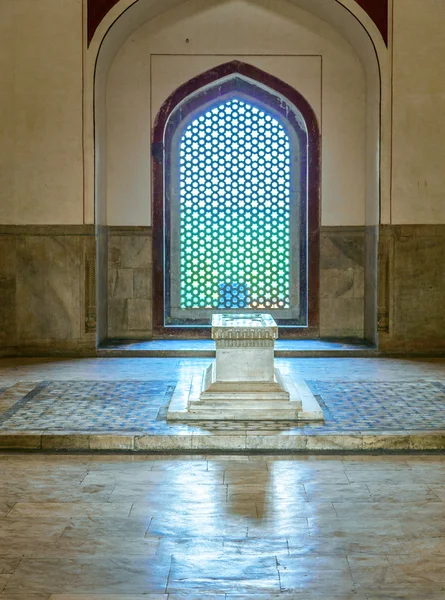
[179,98,291,310]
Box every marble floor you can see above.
[98,339,375,357]
[2,356,445,387]
[0,453,445,599]
[0,358,445,451]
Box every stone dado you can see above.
[320,226,365,338]
[0,224,444,355]
[108,226,365,342]
[107,227,153,340]
[0,225,96,357]
[378,225,445,353]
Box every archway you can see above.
[86,0,388,345]
[151,61,320,337]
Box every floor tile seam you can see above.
[345,554,358,586]
[425,486,444,502]
[274,554,283,591]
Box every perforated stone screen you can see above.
[179,98,291,310]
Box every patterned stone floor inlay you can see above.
[0,381,175,432]
[0,378,445,434]
[306,380,445,432]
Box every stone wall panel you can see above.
[16,235,83,342]
[0,226,95,355]
[379,225,445,352]
[364,226,378,345]
[320,298,365,338]
[319,227,365,338]
[107,228,152,339]
[0,236,17,351]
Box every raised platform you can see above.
[1,362,445,452]
[98,338,377,358]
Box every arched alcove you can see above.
[86,0,387,345]
[151,61,320,337]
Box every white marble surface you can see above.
[212,313,278,341]
[1,357,445,385]
[212,314,278,383]
[167,370,323,421]
[168,314,324,421]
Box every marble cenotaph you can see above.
[167,314,324,421]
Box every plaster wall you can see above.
[0,0,444,227]
[0,0,84,225]
[391,0,445,224]
[1,0,445,351]
[106,0,367,227]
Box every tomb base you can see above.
[167,364,324,421]
[167,314,324,422]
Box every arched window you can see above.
[152,61,320,337]
[177,98,291,314]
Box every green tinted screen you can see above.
[179,98,291,310]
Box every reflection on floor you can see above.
[0,358,445,451]
[0,453,444,599]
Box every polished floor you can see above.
[98,338,375,358]
[2,356,445,387]
[0,453,445,599]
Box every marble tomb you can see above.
[167,314,324,421]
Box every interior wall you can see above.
[1,0,444,351]
[0,0,97,355]
[95,64,109,345]
[0,0,84,225]
[106,0,367,227]
[391,0,445,225]
[103,0,371,339]
[372,0,445,352]
[84,0,445,349]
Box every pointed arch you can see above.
[152,61,320,337]
[88,0,389,46]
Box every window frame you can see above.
[152,61,320,338]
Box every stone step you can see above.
[1,431,444,452]
[197,393,292,403]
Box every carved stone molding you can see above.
[215,339,275,349]
[212,314,279,347]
